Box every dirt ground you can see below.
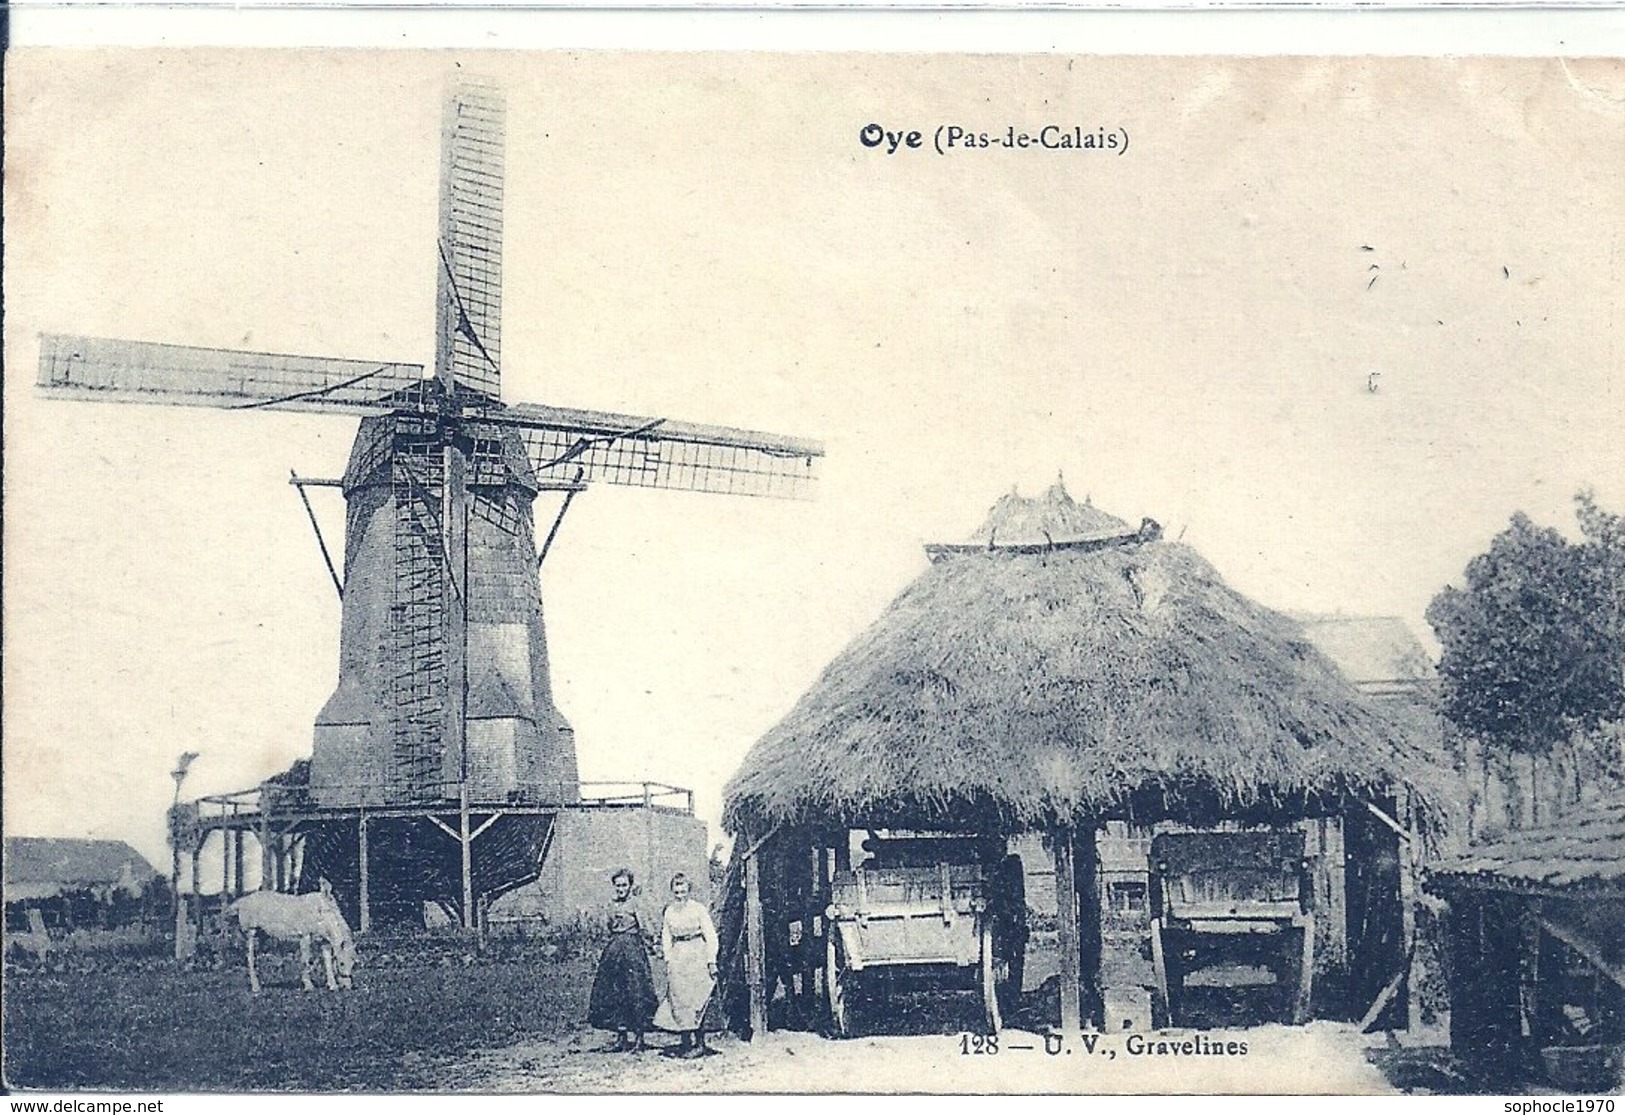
[435,1021,1404,1094]
[2,931,1488,1095]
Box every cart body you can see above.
[823,836,1025,1035]
[1148,830,1315,1027]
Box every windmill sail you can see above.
[37,334,425,415]
[496,402,823,500]
[435,83,505,401]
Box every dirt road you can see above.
[439,1022,1399,1093]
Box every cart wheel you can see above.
[826,931,851,1038]
[980,923,1003,1035]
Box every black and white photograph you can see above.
[3,41,1623,1097]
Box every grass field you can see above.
[3,948,598,1092]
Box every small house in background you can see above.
[1425,796,1625,1092]
[4,837,161,932]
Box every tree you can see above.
[1426,492,1625,824]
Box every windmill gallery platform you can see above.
[174,776,707,934]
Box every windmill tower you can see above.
[37,82,822,927]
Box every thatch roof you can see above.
[1426,796,1625,896]
[724,484,1453,835]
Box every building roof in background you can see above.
[1426,796,1625,895]
[5,836,159,902]
[1291,613,1436,699]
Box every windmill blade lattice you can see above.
[436,84,505,401]
[496,403,822,500]
[37,334,426,416]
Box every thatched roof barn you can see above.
[717,482,1452,1040]
[725,481,1447,836]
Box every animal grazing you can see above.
[230,881,355,993]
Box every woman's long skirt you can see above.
[588,932,658,1032]
[655,937,715,1032]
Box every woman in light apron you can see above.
[655,872,718,1057]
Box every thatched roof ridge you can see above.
[725,500,1453,835]
[971,477,1130,547]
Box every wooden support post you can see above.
[258,815,273,891]
[443,434,474,934]
[172,843,185,961]
[745,839,769,1039]
[1461,893,1524,1080]
[1053,828,1083,1035]
[1328,816,1348,971]
[1401,794,1422,1034]
[232,828,245,897]
[274,835,286,892]
[358,814,372,935]
[1074,825,1105,1030]
[1150,918,1170,1027]
[189,844,203,943]
[459,787,475,931]
[833,830,851,875]
[1295,915,1317,1025]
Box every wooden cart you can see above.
[823,837,1026,1036]
[1148,830,1315,1028]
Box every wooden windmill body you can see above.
[38,83,822,927]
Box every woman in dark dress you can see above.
[587,868,658,1052]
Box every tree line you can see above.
[1426,491,1625,831]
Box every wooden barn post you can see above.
[1074,825,1105,1030]
[231,827,245,897]
[1053,827,1083,1034]
[744,836,769,1038]
[357,813,372,934]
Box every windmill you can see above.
[37,82,823,929]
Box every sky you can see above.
[5,51,1623,873]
